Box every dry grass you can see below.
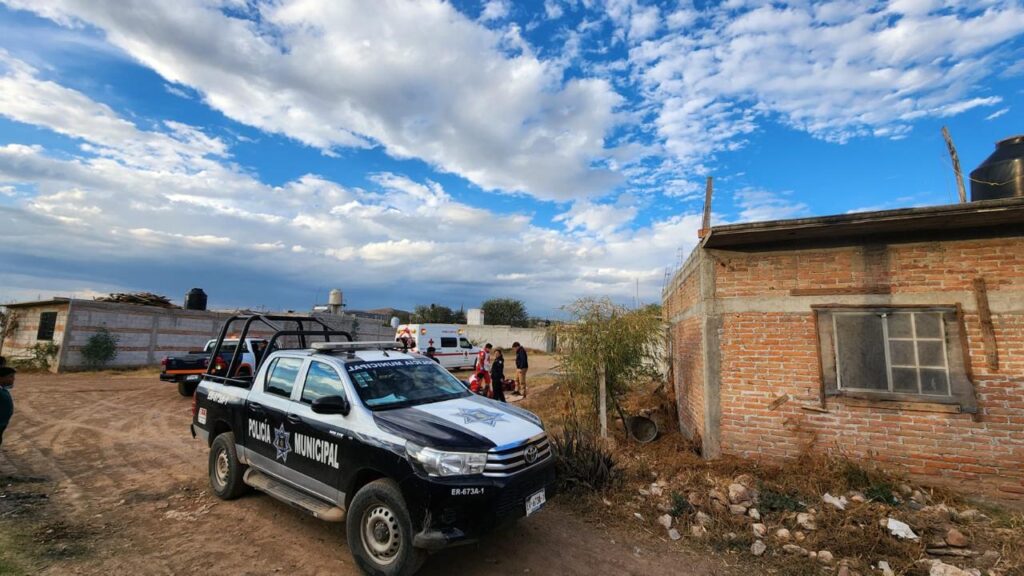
[521,376,1024,576]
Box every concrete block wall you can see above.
[1,302,70,370]
[664,237,1024,499]
[460,325,554,352]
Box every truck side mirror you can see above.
[311,395,350,416]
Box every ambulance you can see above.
[394,324,479,370]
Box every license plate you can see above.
[525,489,546,516]
[186,375,200,382]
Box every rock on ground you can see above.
[775,528,792,541]
[658,514,673,530]
[750,541,766,557]
[797,512,817,530]
[944,528,969,548]
[928,560,974,576]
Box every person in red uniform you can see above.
[475,343,492,374]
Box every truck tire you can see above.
[346,479,426,576]
[178,381,198,397]
[209,432,248,500]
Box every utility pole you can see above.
[698,176,713,238]
[941,126,967,203]
[598,364,607,438]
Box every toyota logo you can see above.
[524,445,539,464]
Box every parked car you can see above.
[192,315,555,575]
[161,337,267,396]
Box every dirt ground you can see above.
[0,360,741,576]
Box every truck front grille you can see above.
[484,433,551,478]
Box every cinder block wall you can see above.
[1,302,70,370]
[460,325,554,352]
[664,237,1024,499]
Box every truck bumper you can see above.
[403,457,557,549]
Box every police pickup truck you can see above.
[190,315,555,576]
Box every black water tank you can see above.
[970,135,1024,201]
[185,288,208,311]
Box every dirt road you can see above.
[0,369,736,575]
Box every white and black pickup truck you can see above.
[189,315,556,576]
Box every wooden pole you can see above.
[598,364,607,438]
[941,126,967,203]
[698,176,713,238]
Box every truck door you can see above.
[286,360,350,505]
[245,355,306,483]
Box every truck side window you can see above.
[440,337,457,348]
[265,357,303,398]
[301,361,345,404]
[459,338,472,349]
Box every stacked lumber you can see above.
[95,292,180,309]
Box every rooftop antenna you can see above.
[941,126,968,203]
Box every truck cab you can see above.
[394,324,478,370]
[161,337,268,396]
[192,315,554,576]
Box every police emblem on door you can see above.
[524,445,539,464]
[273,423,292,462]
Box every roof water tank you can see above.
[185,288,208,311]
[328,289,343,307]
[970,135,1024,201]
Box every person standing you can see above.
[512,342,528,398]
[489,348,506,403]
[475,343,492,375]
[425,346,440,363]
[0,359,14,448]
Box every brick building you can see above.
[663,197,1024,498]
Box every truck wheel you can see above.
[209,432,248,500]
[178,381,198,397]
[346,479,426,576]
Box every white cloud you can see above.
[733,188,810,223]
[985,107,1009,121]
[544,0,564,20]
[2,0,623,201]
[627,1,1024,178]
[0,58,695,311]
[480,0,509,21]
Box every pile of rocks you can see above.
[637,474,1010,576]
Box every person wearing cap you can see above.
[0,357,14,448]
[425,346,440,363]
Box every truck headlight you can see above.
[406,442,487,477]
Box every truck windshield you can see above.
[345,359,469,410]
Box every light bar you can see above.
[311,341,406,351]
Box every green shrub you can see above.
[13,342,61,371]
[670,491,693,517]
[550,423,618,493]
[759,487,806,512]
[81,328,119,369]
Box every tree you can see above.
[552,298,663,437]
[481,298,529,327]
[411,304,458,323]
[81,327,119,369]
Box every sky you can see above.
[0,0,1021,318]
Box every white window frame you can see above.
[832,311,952,397]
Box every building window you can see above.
[815,307,976,411]
[36,312,58,341]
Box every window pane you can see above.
[835,314,888,391]
[917,341,945,367]
[36,312,58,341]
[459,338,472,349]
[914,313,942,338]
[889,340,915,366]
[892,368,919,393]
[301,361,344,404]
[266,357,303,398]
[887,313,912,338]
[440,337,457,348]
[920,369,950,395]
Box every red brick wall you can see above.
[665,260,706,445]
[711,237,1024,499]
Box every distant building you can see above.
[663,197,1024,499]
[1,298,238,371]
[467,308,485,326]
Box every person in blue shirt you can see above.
[0,359,14,448]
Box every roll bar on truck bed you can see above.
[203,314,353,387]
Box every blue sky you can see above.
[0,0,1021,318]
